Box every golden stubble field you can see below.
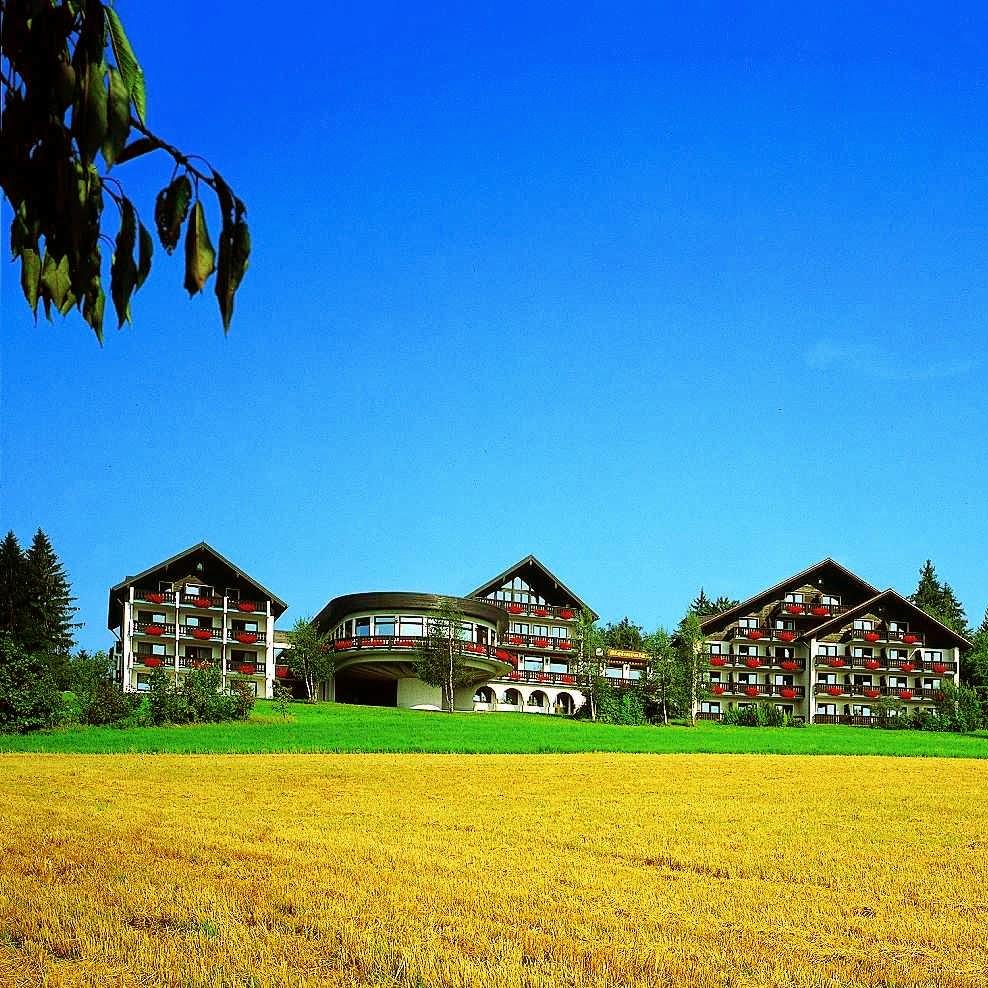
[0,754,986,988]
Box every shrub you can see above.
[146,664,255,725]
[82,679,140,726]
[722,704,792,728]
[0,634,63,733]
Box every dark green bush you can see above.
[0,634,63,733]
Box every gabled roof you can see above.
[699,558,880,633]
[468,554,598,620]
[107,541,288,629]
[803,589,972,649]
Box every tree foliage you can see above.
[910,560,970,638]
[570,607,606,721]
[286,618,333,703]
[672,612,706,726]
[603,616,644,650]
[415,598,471,713]
[1,0,250,340]
[641,627,675,724]
[0,632,62,732]
[689,589,741,617]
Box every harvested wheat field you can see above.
[1,755,986,988]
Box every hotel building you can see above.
[107,543,288,696]
[698,559,970,725]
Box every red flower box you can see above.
[900,662,916,673]
[561,674,575,685]
[395,638,415,648]
[899,689,913,701]
[746,630,764,640]
[142,656,162,668]
[237,601,256,612]
[785,604,804,615]
[238,663,256,675]
[506,604,524,615]
[902,634,920,645]
[193,596,212,609]
[145,592,165,604]
[778,631,796,642]
[864,659,880,670]
[533,637,550,648]
[191,628,212,640]
[559,609,575,620]
[558,640,572,650]
[811,606,829,616]
[864,688,881,699]
[828,658,847,668]
[709,656,727,666]
[275,664,290,678]
[508,671,521,681]
[509,635,524,645]
[235,631,258,644]
[744,686,760,697]
[864,632,880,642]
[533,608,549,617]
[745,658,761,669]
[711,685,725,696]
[780,687,797,699]
[495,649,512,662]
[826,686,844,696]
[932,662,948,675]
[145,624,164,636]
[780,659,800,671]
[537,673,549,683]
[334,639,352,651]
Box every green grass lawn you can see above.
[1,700,987,756]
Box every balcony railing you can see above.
[779,601,845,618]
[134,653,174,666]
[500,603,578,621]
[331,636,501,660]
[503,633,574,651]
[180,625,221,640]
[814,654,954,674]
[813,714,879,726]
[180,592,220,608]
[134,622,176,636]
[706,654,806,672]
[136,589,175,604]
[500,669,580,686]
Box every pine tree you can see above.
[23,529,79,661]
[0,531,29,640]
[910,559,969,637]
[689,589,713,616]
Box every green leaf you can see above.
[136,222,153,289]
[154,174,192,253]
[105,6,147,126]
[20,248,41,317]
[102,67,131,167]
[40,253,72,313]
[111,200,137,327]
[79,63,108,162]
[184,201,216,297]
[84,288,107,344]
[114,136,156,166]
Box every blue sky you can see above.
[3,2,988,650]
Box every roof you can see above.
[699,558,880,634]
[803,589,972,649]
[312,592,509,634]
[467,554,598,619]
[107,542,288,630]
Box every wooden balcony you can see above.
[136,589,175,605]
[331,636,501,660]
[180,625,221,640]
[134,622,176,636]
[779,600,845,618]
[503,633,574,651]
[813,714,879,726]
[179,592,220,609]
[133,653,173,666]
[502,603,578,621]
[501,669,579,686]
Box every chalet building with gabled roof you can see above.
[108,542,288,697]
[699,559,970,725]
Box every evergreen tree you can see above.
[603,616,644,650]
[23,530,79,682]
[689,590,741,618]
[0,531,29,640]
[910,559,970,637]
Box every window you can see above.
[457,623,473,641]
[784,592,805,603]
[700,701,721,714]
[738,617,759,629]
[852,705,872,717]
[924,650,943,663]
[185,615,212,629]
[775,647,793,659]
[852,675,873,687]
[853,618,875,631]
[151,643,167,656]
[530,624,549,638]
[709,643,724,655]
[374,616,396,636]
[818,703,837,715]
[185,584,201,596]
[626,668,641,680]
[889,621,908,633]
[523,658,543,672]
[737,645,752,656]
[889,676,907,688]
[852,647,873,658]
[548,661,568,673]
[773,674,794,686]
[136,674,152,692]
[549,626,569,639]
[822,595,840,606]
[922,677,938,689]
[604,667,623,679]
[398,616,423,638]
[887,648,907,661]
[709,672,722,684]
[818,644,838,657]
[774,619,795,631]
[737,672,753,684]
[511,622,530,635]
[819,673,836,685]
[236,679,258,697]
[231,620,259,633]
[355,618,370,637]
[138,610,167,625]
